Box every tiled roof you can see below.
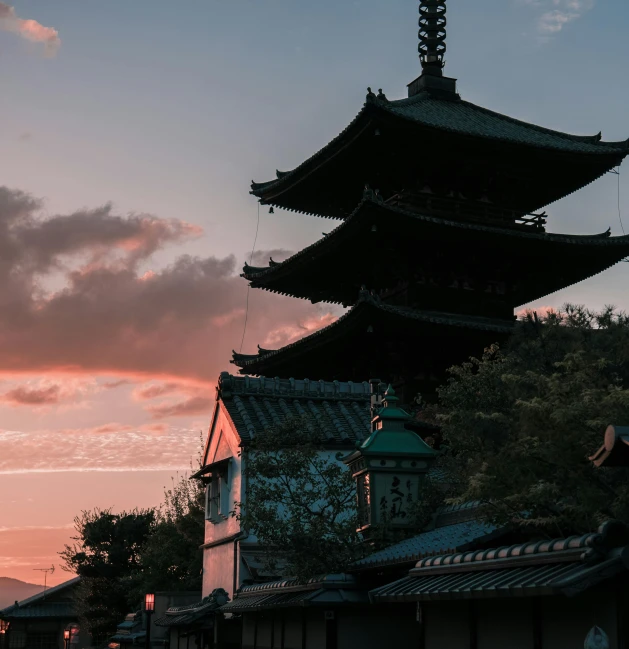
[0,603,75,619]
[251,91,628,208]
[0,577,80,618]
[154,590,228,628]
[371,520,629,602]
[232,293,514,376]
[384,92,628,155]
[217,372,373,445]
[353,517,500,570]
[220,574,367,613]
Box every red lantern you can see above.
[144,594,155,612]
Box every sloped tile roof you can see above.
[231,294,514,376]
[371,520,629,602]
[353,518,500,570]
[0,577,80,618]
[220,574,367,613]
[385,93,628,155]
[0,603,75,619]
[217,372,373,445]
[251,91,628,203]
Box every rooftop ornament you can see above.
[409,0,457,97]
[418,0,447,75]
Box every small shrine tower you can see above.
[233,0,629,399]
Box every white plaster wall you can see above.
[201,537,236,598]
[202,406,243,546]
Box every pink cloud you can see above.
[147,395,213,419]
[0,3,60,57]
[133,382,182,401]
[0,377,99,408]
[0,187,335,386]
[1,384,61,406]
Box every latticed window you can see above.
[204,459,231,524]
[26,633,57,649]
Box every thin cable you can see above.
[617,165,626,235]
[239,202,261,353]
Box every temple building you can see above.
[232,0,629,398]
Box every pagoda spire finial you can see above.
[418,0,447,76]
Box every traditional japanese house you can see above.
[220,391,629,649]
[232,0,629,400]
[0,578,89,649]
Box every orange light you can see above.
[144,593,155,612]
[63,630,71,641]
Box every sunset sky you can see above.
[1,0,629,586]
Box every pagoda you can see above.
[233,0,629,398]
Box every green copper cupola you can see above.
[343,386,437,537]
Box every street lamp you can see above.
[144,594,155,649]
[63,629,70,649]
[0,620,10,649]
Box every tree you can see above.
[60,509,156,644]
[233,417,366,581]
[125,472,205,604]
[433,305,629,537]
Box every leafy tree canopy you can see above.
[434,305,629,538]
[60,470,205,644]
[234,418,365,581]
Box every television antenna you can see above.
[33,565,55,599]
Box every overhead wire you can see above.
[617,165,626,235]
[239,201,261,353]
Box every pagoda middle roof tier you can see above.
[243,197,629,308]
[251,90,628,218]
[232,292,514,381]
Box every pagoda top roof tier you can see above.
[251,90,628,218]
[243,195,629,308]
[232,291,513,380]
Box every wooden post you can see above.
[532,598,543,649]
[468,601,478,649]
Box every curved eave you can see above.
[241,197,629,305]
[231,295,514,373]
[250,93,629,215]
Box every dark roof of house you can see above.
[220,574,367,614]
[353,503,501,570]
[0,577,80,619]
[371,520,629,602]
[232,292,514,377]
[153,590,229,629]
[216,372,373,445]
[251,90,628,217]
[242,195,629,307]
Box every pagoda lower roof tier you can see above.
[231,293,513,386]
[251,89,628,218]
[243,197,629,309]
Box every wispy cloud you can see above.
[0,425,200,474]
[521,0,595,36]
[0,3,60,56]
